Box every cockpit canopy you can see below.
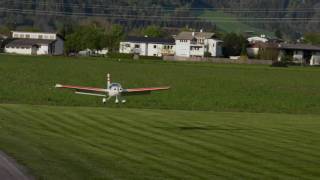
[109,83,123,91]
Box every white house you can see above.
[119,36,175,57]
[174,31,223,58]
[5,31,64,55]
[278,43,320,65]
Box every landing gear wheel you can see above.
[102,98,107,104]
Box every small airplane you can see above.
[55,74,170,104]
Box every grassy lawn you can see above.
[1,54,320,114]
[1,54,320,179]
[1,104,320,179]
[200,10,273,35]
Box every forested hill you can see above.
[0,0,319,37]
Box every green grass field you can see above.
[1,104,320,179]
[1,54,320,114]
[0,54,320,179]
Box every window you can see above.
[153,54,157,56]
[154,45,157,49]
[20,34,24,38]
[26,34,30,38]
[135,44,140,48]
[13,34,18,38]
[39,35,43,39]
[125,44,130,47]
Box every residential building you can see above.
[119,36,175,57]
[174,31,223,58]
[247,35,282,58]
[5,31,64,55]
[278,43,320,65]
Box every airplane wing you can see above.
[122,87,170,96]
[55,84,107,97]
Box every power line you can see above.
[3,1,320,13]
[1,8,319,23]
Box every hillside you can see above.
[0,0,319,37]
[1,104,320,179]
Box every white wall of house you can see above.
[120,41,174,57]
[5,47,32,55]
[147,43,162,57]
[190,46,205,57]
[36,45,49,55]
[293,50,303,61]
[247,48,260,57]
[175,39,222,58]
[207,39,223,57]
[119,42,147,56]
[175,40,191,57]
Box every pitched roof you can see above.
[175,31,215,40]
[124,36,175,44]
[5,39,55,48]
[278,43,320,51]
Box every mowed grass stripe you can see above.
[59,113,214,179]
[2,105,320,179]
[102,109,320,179]
[27,108,216,179]
[197,130,319,178]
[87,112,289,178]
[74,113,237,179]
[0,107,180,179]
[1,104,320,179]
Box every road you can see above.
[0,151,33,180]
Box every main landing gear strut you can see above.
[102,96,126,104]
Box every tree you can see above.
[64,25,106,53]
[275,29,283,39]
[222,33,248,57]
[142,25,166,38]
[303,32,320,45]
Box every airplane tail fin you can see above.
[107,73,111,88]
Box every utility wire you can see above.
[1,8,319,23]
[3,1,320,12]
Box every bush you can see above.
[108,52,134,59]
[204,51,212,57]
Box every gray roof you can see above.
[5,39,55,48]
[279,43,320,51]
[124,36,175,45]
[175,31,215,40]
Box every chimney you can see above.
[200,29,203,33]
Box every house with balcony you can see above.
[174,31,223,58]
[4,31,64,55]
[119,36,175,57]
